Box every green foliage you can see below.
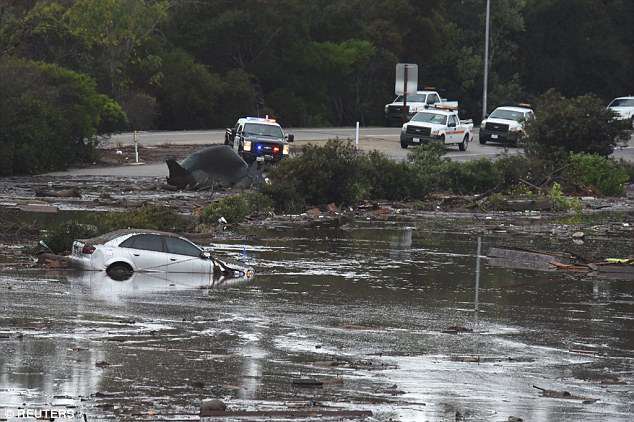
[268,140,367,207]
[525,90,630,160]
[2,1,633,128]
[0,57,126,175]
[564,154,629,197]
[548,182,582,212]
[201,192,273,224]
[361,151,428,201]
[42,205,188,253]
[43,222,99,254]
[99,205,188,232]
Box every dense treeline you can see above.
[1,1,632,140]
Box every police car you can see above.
[225,117,294,163]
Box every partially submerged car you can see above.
[70,229,254,281]
[479,105,534,146]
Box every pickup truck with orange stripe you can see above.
[400,105,473,151]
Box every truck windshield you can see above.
[394,94,427,103]
[410,112,447,125]
[489,109,526,121]
[244,123,283,138]
[609,98,634,107]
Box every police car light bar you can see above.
[246,116,277,123]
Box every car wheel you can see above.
[459,134,468,151]
[400,140,408,149]
[106,262,133,281]
[479,136,487,145]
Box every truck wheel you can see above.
[459,134,468,151]
[400,141,408,149]
[479,136,486,145]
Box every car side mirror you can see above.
[200,251,212,260]
[286,133,294,143]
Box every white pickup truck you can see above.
[400,106,474,151]
[384,90,457,126]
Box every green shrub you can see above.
[548,182,582,212]
[268,140,367,207]
[0,57,127,175]
[361,150,428,200]
[43,222,99,254]
[201,192,273,224]
[564,153,629,196]
[100,205,188,232]
[525,89,630,161]
[261,183,306,214]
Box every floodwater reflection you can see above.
[0,222,632,421]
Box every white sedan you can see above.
[70,229,253,280]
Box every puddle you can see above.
[0,222,633,421]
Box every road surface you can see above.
[50,127,634,177]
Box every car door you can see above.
[446,115,458,142]
[120,234,168,272]
[164,237,212,274]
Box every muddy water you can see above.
[0,220,632,421]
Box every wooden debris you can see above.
[442,325,473,334]
[532,385,597,402]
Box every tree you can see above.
[0,57,127,175]
[64,0,169,97]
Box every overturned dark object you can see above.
[166,144,260,190]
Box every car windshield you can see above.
[609,98,634,107]
[394,94,427,103]
[243,123,283,138]
[489,109,526,121]
[410,112,447,125]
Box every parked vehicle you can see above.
[399,105,474,151]
[70,229,254,281]
[225,117,294,163]
[384,90,457,126]
[608,97,634,128]
[479,105,534,146]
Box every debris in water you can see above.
[442,325,474,334]
[532,385,597,402]
[200,399,227,413]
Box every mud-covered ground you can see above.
[1,213,633,421]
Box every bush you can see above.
[201,192,273,224]
[548,182,582,212]
[361,151,428,200]
[268,140,367,207]
[0,57,127,175]
[43,222,99,254]
[524,89,630,161]
[99,205,188,232]
[564,153,629,196]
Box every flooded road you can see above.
[1,219,633,421]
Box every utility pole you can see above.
[482,0,491,121]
